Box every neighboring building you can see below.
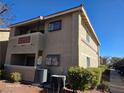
[0,28,10,41]
[100,56,111,65]
[5,5,100,82]
[0,28,10,68]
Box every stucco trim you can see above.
[81,38,98,54]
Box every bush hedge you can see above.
[0,70,6,79]
[10,72,22,82]
[68,67,105,91]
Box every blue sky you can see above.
[6,0,124,57]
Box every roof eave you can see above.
[81,7,101,45]
[44,5,83,20]
[10,5,83,28]
[10,16,43,27]
[9,5,83,27]
[9,5,100,45]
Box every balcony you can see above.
[8,32,44,53]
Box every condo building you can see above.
[5,5,100,82]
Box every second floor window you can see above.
[48,20,61,32]
[86,32,90,43]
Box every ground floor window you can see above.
[11,54,35,66]
[46,54,60,66]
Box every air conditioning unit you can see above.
[35,68,48,84]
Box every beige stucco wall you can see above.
[42,12,79,74]
[78,13,99,68]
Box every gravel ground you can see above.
[0,80,43,93]
[0,80,103,93]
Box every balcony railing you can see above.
[18,36,31,44]
[8,32,44,53]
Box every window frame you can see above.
[46,54,60,66]
[48,20,62,32]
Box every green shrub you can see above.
[87,68,102,87]
[10,72,22,82]
[68,67,95,91]
[68,67,105,91]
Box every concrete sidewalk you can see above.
[110,69,124,93]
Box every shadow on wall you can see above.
[0,41,8,69]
